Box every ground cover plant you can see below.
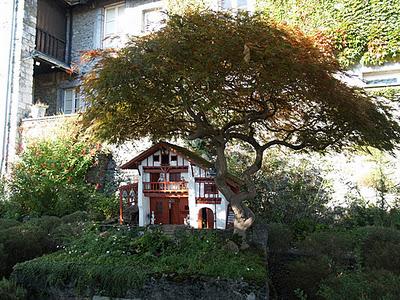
[0,212,89,279]
[266,224,400,299]
[12,227,267,298]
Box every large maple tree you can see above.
[82,11,400,238]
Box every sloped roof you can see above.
[120,141,242,186]
[120,141,212,170]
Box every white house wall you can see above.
[189,163,228,230]
[137,164,145,226]
[187,162,197,227]
[134,151,228,229]
[139,150,189,168]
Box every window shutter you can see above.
[64,89,74,114]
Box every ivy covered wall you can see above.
[257,0,400,67]
[167,0,400,68]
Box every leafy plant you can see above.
[12,228,267,298]
[0,278,27,300]
[318,270,400,300]
[249,151,333,236]
[7,122,117,219]
[258,0,400,67]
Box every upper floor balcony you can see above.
[35,27,66,63]
[34,0,69,66]
[143,181,188,194]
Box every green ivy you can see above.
[368,87,400,101]
[257,0,400,67]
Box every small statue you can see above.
[150,211,155,225]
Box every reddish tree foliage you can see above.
[82,11,400,238]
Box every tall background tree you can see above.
[82,11,400,238]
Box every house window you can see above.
[142,8,164,32]
[204,183,218,195]
[221,0,249,11]
[161,152,169,165]
[169,173,181,182]
[171,155,177,162]
[63,88,81,114]
[103,3,126,48]
[153,155,160,162]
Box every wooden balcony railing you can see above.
[35,28,66,62]
[143,181,188,193]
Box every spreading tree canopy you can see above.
[82,11,400,238]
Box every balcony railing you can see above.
[35,28,66,62]
[143,181,188,193]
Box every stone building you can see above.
[0,0,259,175]
[0,0,399,177]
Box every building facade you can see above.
[119,142,238,229]
[0,0,260,175]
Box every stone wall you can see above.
[20,114,78,146]
[22,277,268,300]
[0,0,38,174]
[18,0,37,119]
[33,71,73,115]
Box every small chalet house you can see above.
[119,142,236,230]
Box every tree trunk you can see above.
[230,195,255,249]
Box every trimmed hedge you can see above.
[12,228,267,298]
[268,225,400,299]
[0,214,90,278]
[318,270,400,300]
[0,278,27,300]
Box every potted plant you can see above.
[31,101,49,118]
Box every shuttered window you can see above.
[142,8,164,33]
[104,3,126,48]
[221,0,250,11]
[63,88,80,114]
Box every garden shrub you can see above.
[356,226,400,274]
[0,224,55,277]
[248,152,333,237]
[12,228,267,298]
[266,223,293,253]
[7,123,117,219]
[296,230,357,267]
[286,256,333,299]
[318,270,400,300]
[0,219,20,230]
[61,211,89,223]
[26,216,62,233]
[0,278,27,300]
[0,215,91,278]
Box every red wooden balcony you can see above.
[143,181,188,193]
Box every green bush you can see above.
[296,230,357,266]
[61,211,89,223]
[0,224,55,277]
[356,226,400,274]
[266,223,293,253]
[6,123,118,219]
[0,215,90,278]
[0,278,27,300]
[248,152,333,237]
[286,256,333,299]
[318,270,400,300]
[12,228,267,298]
[0,219,20,230]
[340,202,400,229]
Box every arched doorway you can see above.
[198,207,214,229]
